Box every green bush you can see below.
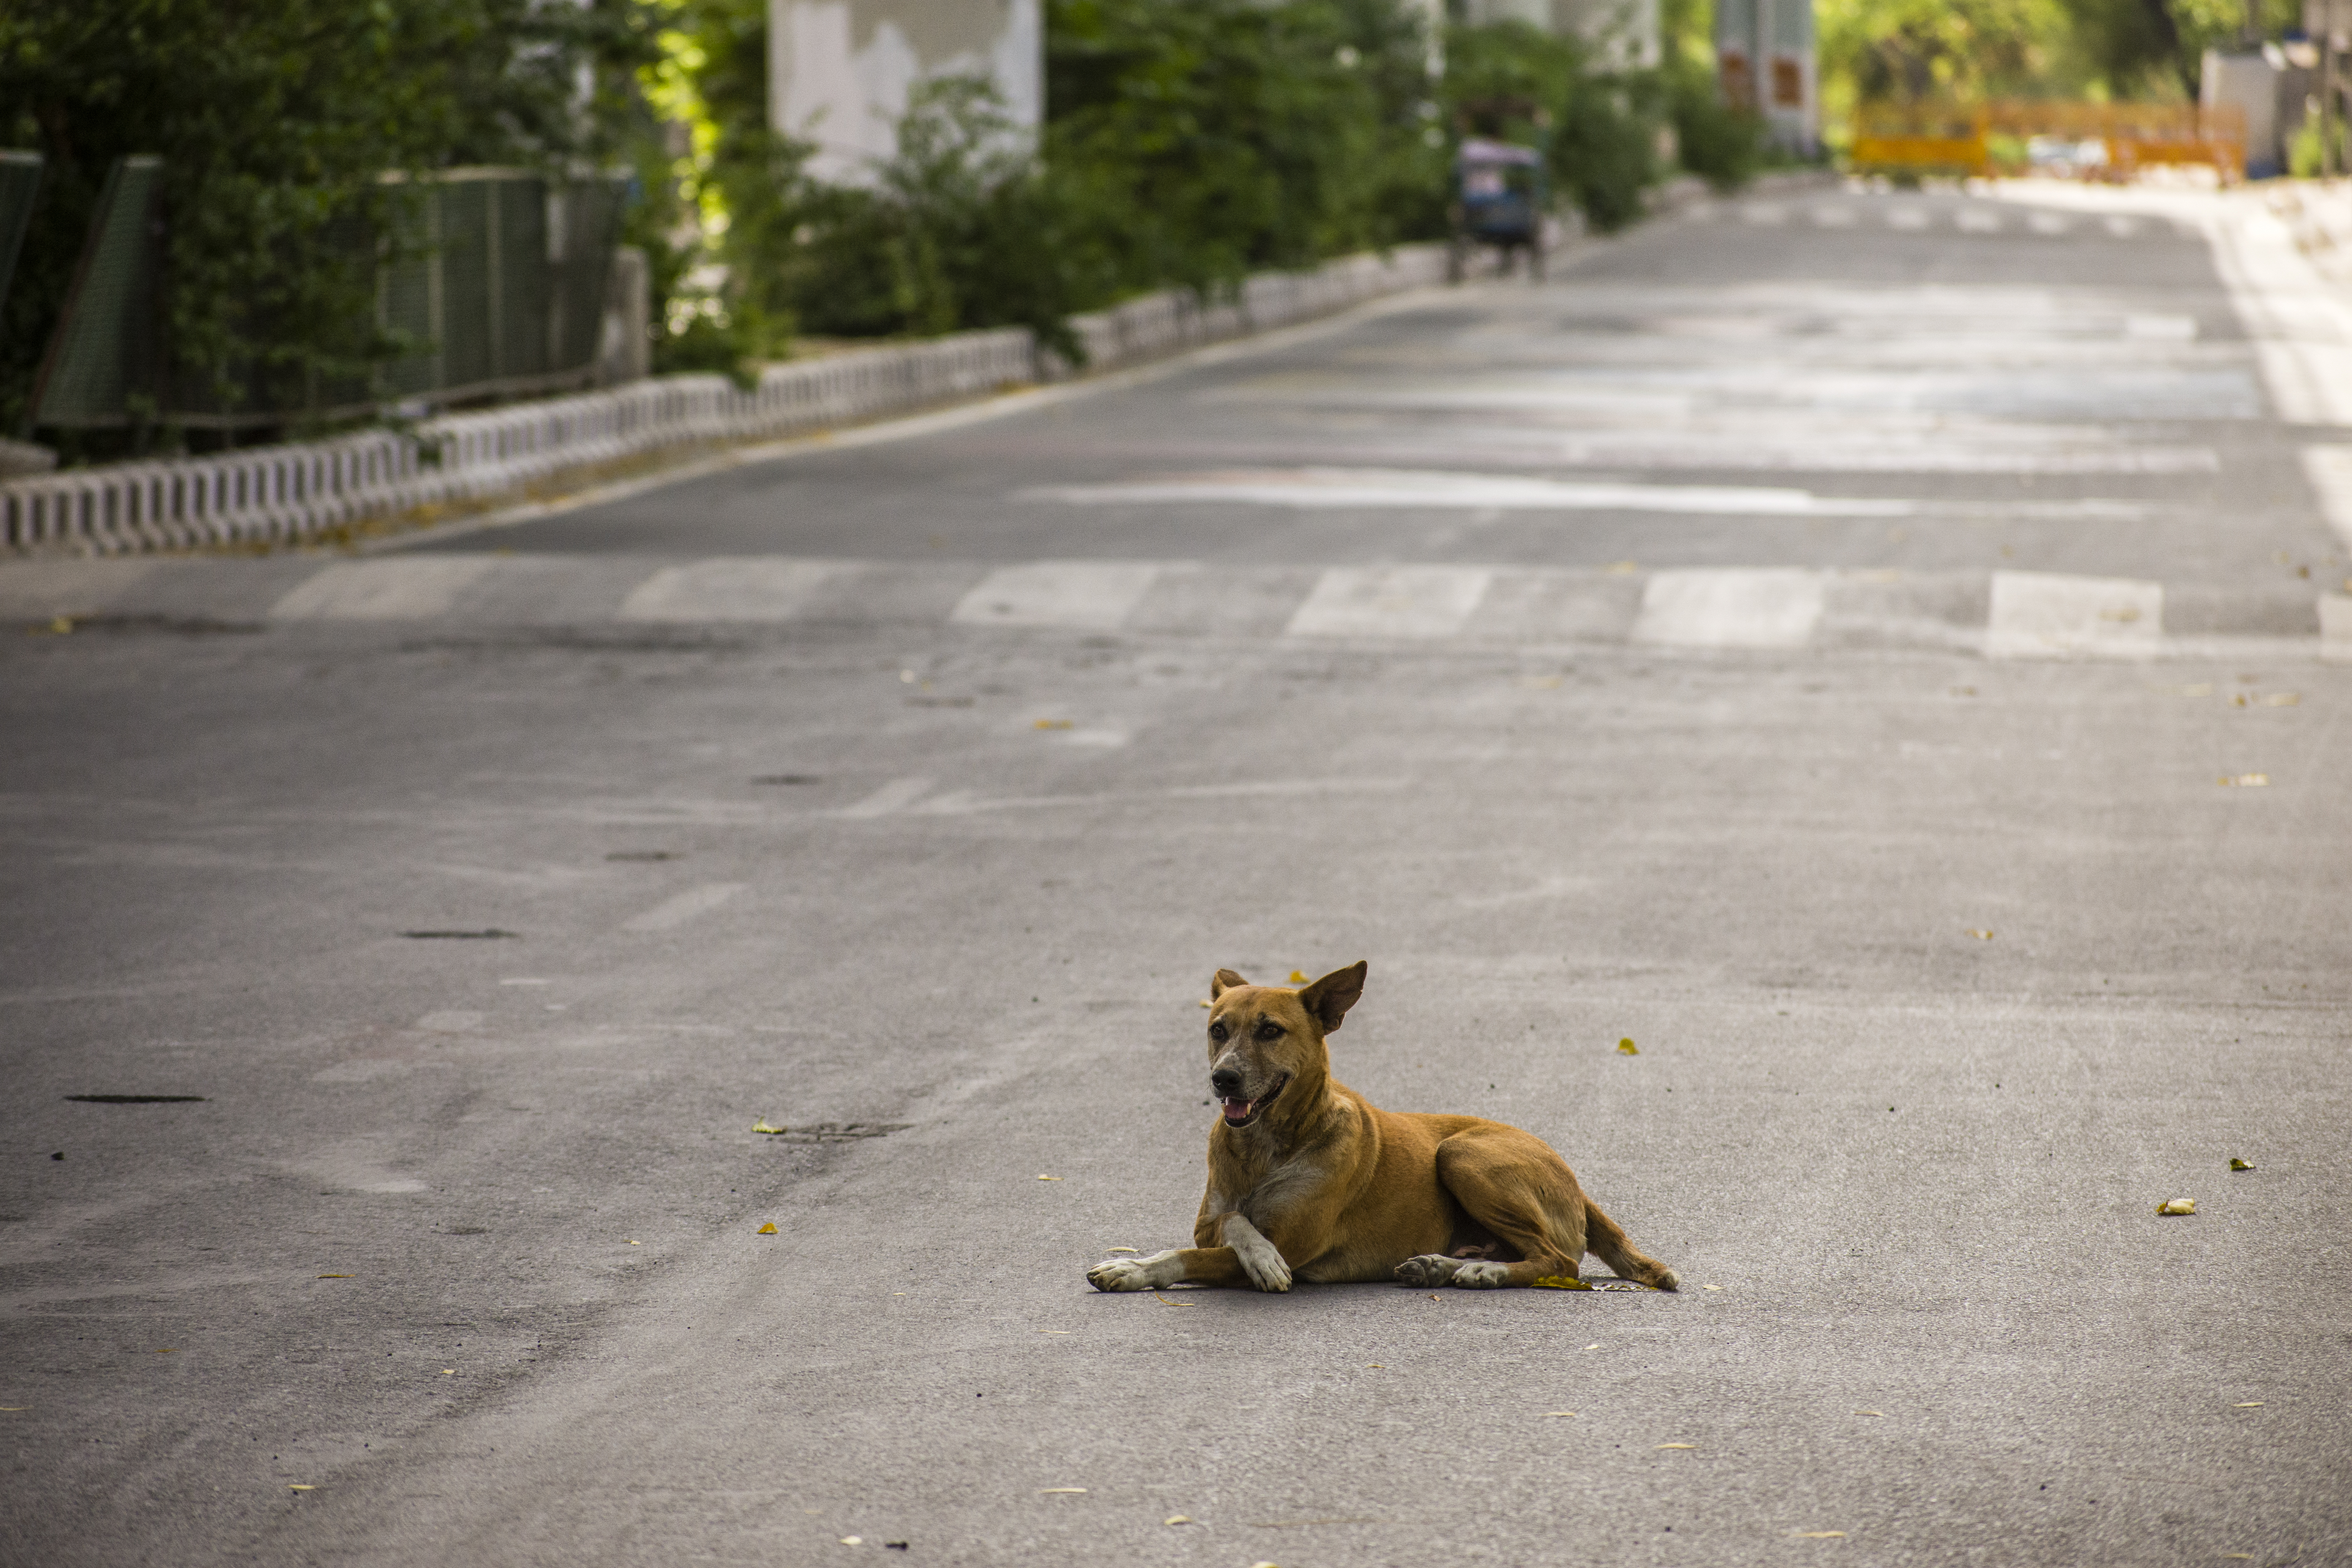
[1668,66,1767,191]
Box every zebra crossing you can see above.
[4,550,2321,659]
[1700,192,2189,240]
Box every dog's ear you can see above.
[1297,961,1367,1033]
[1210,968,1249,998]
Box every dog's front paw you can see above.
[1450,1259,1510,1289]
[1087,1259,1154,1292]
[1394,1254,1460,1287]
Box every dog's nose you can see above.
[1210,1068,1243,1099]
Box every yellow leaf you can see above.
[752,1120,787,1134]
[1033,719,1073,730]
[288,1485,315,1492]
[317,1274,351,1279]
[1532,1275,1591,1290]
[1365,1363,1385,1368]
[1966,929,1994,940]
[1151,1293,1198,1307]
[1854,1409,1884,1416]
[1617,1038,1638,1054]
[2230,1158,2254,1171]
[1702,1284,1724,1290]
[1544,1411,1578,1417]
[1036,1174,1062,1181]
[2218,773,2269,787]
[1657,1443,1696,1449]
[1164,1515,1193,1525]
[441,1369,456,1375]
[840,1537,862,1545]
[154,1348,174,1354]
[2156,1198,2196,1216]
[627,1240,639,1245]
[757,1221,778,1234]
[1198,999,1211,1008]
[1288,970,1309,984]
[2234,1401,2263,1407]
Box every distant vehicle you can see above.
[1449,138,1548,281]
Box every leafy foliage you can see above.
[0,0,655,450]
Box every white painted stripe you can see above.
[1985,571,2161,659]
[2320,595,2352,662]
[618,557,853,622]
[1955,209,2003,233]
[1285,566,1493,640]
[1886,209,1929,231]
[838,777,933,819]
[2299,447,2352,550]
[1029,469,1913,517]
[622,882,745,933]
[269,558,496,620]
[949,561,1161,630]
[2256,343,2352,425]
[1630,569,1826,649]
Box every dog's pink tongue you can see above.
[1221,1098,1252,1123]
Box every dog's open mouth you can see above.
[1220,1073,1289,1128]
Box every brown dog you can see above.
[1086,962,1678,1294]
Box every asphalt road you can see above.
[3,182,2348,1568]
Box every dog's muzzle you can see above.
[1216,1072,1289,1128]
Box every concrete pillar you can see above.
[1715,0,1815,155]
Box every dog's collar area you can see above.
[1219,1073,1290,1129]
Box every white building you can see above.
[1714,0,1817,154]
[767,0,1042,183]
[1457,0,1661,70]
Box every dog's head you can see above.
[1203,961,1366,1131]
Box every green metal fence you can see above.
[28,161,627,431]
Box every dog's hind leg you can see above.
[1581,1198,1680,1292]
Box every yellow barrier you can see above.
[1850,103,2246,182]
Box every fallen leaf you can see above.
[1533,1275,1592,1290]
[1657,1443,1696,1449]
[1966,929,1994,940]
[2234,1401,2264,1408]
[1036,1174,1062,1181]
[840,1537,863,1545]
[1365,1363,1385,1368]
[1033,719,1073,730]
[1617,1038,1638,1055]
[1702,1284,1724,1291]
[1040,1487,1088,1494]
[1797,1531,1846,1538]
[2230,692,2249,707]
[1151,1293,1198,1307]
[1104,1247,1139,1254]
[1854,1409,1884,1416]
[2230,1158,2254,1172]
[1544,1411,1578,1417]
[1038,1329,1073,1335]
[752,1120,787,1134]
[1583,1343,1600,1351]
[317,1274,351,1279]
[627,1240,640,1245]
[1288,970,1309,984]
[757,1222,778,1234]
[1163,1515,1193,1526]
[2156,1198,2196,1216]
[288,1484,315,1492]
[2218,773,2269,787]
[2265,692,2299,706]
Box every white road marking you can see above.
[2320,595,2352,662]
[270,558,497,620]
[949,561,1161,630]
[1631,569,1828,649]
[2124,314,2196,341]
[1886,208,1929,231]
[1031,469,1913,517]
[1955,209,2003,233]
[621,882,746,932]
[1810,206,1858,227]
[2027,212,2072,235]
[2298,447,2352,549]
[618,558,854,622]
[1986,571,2162,659]
[1286,566,1494,639]
[1742,204,1788,225]
[839,777,933,818]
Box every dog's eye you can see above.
[1255,1021,1282,1041]
[1208,1022,1227,1042]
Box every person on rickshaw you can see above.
[1448,137,1549,281]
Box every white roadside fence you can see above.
[2,246,1448,556]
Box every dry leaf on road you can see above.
[1288,970,1309,983]
[2156,1199,2196,1216]
[2218,773,2270,787]
[757,1222,778,1234]
[1617,1038,1639,1054]
[2230,1158,2255,1171]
